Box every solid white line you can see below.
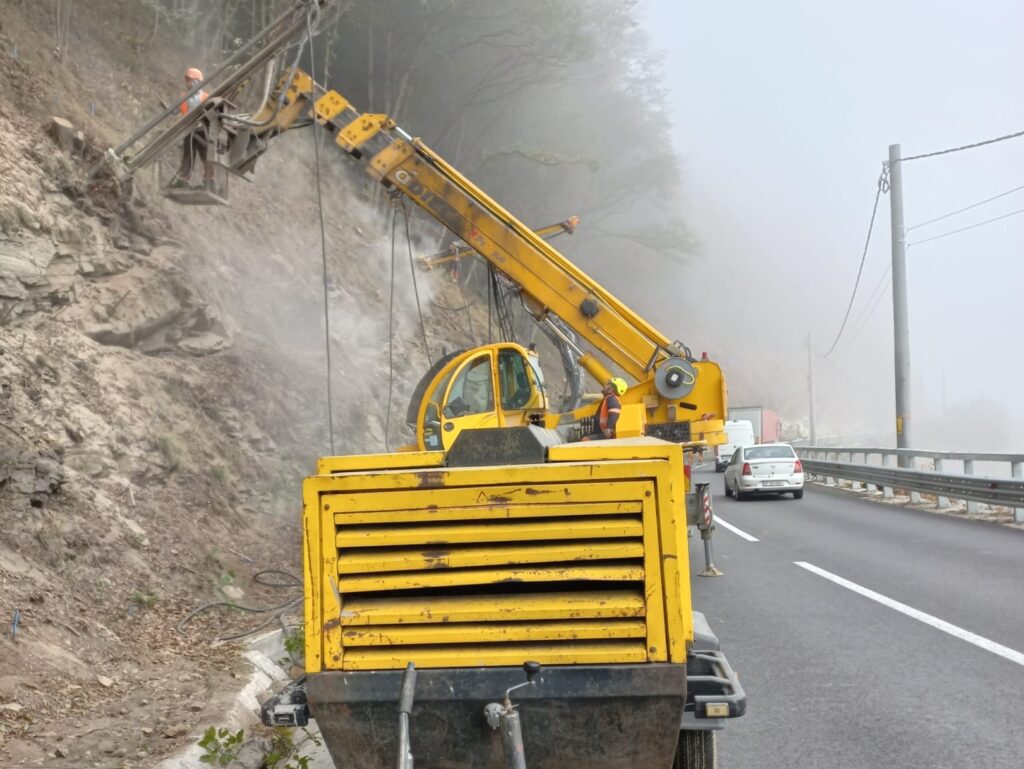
[795,561,1024,667]
[713,516,760,542]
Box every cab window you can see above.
[498,349,533,410]
[444,356,494,417]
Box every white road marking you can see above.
[713,516,760,542]
[795,561,1024,668]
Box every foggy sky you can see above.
[641,0,1024,449]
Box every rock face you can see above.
[0,447,65,508]
[0,3,484,766]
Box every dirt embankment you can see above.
[0,3,477,766]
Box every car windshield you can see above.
[744,445,795,460]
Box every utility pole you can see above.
[806,332,817,445]
[888,143,911,452]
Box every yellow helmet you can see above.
[608,377,628,396]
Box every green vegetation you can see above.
[197,727,245,767]
[156,434,180,472]
[130,590,158,609]
[283,626,305,661]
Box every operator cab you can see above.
[408,343,548,451]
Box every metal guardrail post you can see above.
[798,446,1024,519]
[934,458,950,508]
[963,460,979,514]
[908,454,923,504]
[882,453,895,498]
[1014,461,1024,524]
[851,452,864,491]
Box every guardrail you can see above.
[795,447,1024,523]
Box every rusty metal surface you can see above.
[308,664,686,769]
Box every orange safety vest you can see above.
[598,394,622,434]
[180,89,209,115]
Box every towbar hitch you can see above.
[484,661,542,769]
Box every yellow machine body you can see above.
[303,438,693,673]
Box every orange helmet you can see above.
[185,67,204,81]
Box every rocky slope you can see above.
[0,2,479,765]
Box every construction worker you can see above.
[171,67,215,190]
[585,377,626,440]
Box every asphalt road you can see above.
[689,467,1024,769]
[300,468,1024,769]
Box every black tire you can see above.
[714,465,724,474]
[675,729,718,769]
[793,489,804,500]
[724,480,733,498]
[735,489,747,501]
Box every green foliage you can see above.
[264,727,294,769]
[265,726,322,769]
[211,464,227,484]
[131,591,158,609]
[283,626,305,659]
[156,434,179,472]
[197,726,245,767]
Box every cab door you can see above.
[496,346,546,425]
[438,351,500,450]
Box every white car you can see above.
[724,443,804,500]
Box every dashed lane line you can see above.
[795,561,1024,668]
[713,516,760,542]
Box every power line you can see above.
[899,128,1024,163]
[907,183,1024,231]
[846,264,891,336]
[847,266,892,346]
[306,3,334,455]
[908,206,1024,247]
[818,166,889,358]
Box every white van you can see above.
[715,420,756,472]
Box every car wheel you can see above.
[736,489,747,501]
[793,489,804,500]
[724,481,733,498]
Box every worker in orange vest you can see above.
[171,67,215,191]
[583,378,626,440]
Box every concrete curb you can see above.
[157,631,291,769]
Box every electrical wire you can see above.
[839,262,891,340]
[907,183,1024,232]
[401,201,433,366]
[898,128,1024,163]
[305,2,335,455]
[846,266,892,346]
[908,206,1024,247]
[176,570,303,642]
[818,166,889,358]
